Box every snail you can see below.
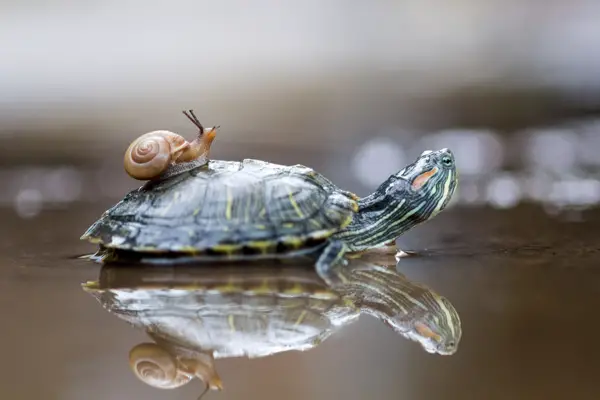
[124,110,219,180]
[129,342,223,397]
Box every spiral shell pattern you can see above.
[124,131,187,180]
[129,343,192,389]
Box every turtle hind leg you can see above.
[315,240,348,287]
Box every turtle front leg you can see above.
[340,189,360,201]
[315,240,348,287]
[345,240,416,265]
[377,240,400,253]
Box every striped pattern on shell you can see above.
[82,159,359,254]
[83,264,357,359]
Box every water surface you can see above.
[1,204,599,400]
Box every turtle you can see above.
[82,257,462,396]
[81,110,458,285]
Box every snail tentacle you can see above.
[183,109,204,134]
[197,383,210,400]
[178,109,218,162]
[177,127,218,162]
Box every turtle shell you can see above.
[83,263,360,358]
[82,159,359,256]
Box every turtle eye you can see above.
[442,156,453,167]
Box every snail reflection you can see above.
[82,257,461,397]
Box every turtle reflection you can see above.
[82,258,461,396]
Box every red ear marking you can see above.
[411,168,438,190]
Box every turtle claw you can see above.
[395,249,418,260]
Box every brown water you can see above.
[1,203,599,400]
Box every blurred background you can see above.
[2,2,600,400]
[3,0,600,218]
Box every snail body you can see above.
[123,110,218,181]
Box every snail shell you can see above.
[124,131,189,180]
[129,343,193,389]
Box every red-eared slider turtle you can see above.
[81,111,458,284]
[82,258,461,397]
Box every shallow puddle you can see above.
[1,204,599,399]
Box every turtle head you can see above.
[391,295,462,356]
[335,148,457,252]
[393,148,457,211]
